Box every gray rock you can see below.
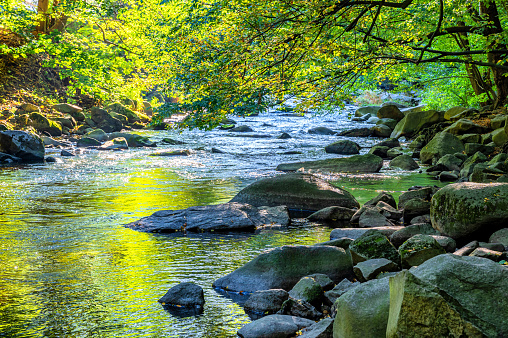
[314,238,353,250]
[158,282,204,307]
[355,106,381,117]
[430,235,457,252]
[469,247,506,262]
[371,124,392,138]
[376,118,398,130]
[386,148,403,159]
[237,314,315,338]
[364,191,397,209]
[403,198,431,225]
[430,182,508,239]
[377,105,404,120]
[323,279,360,305]
[376,201,402,221]
[330,227,403,241]
[465,142,495,156]
[76,136,101,147]
[375,138,400,149]
[308,127,335,135]
[229,125,253,133]
[299,318,333,338]
[438,171,459,182]
[29,112,62,136]
[306,274,334,291]
[368,145,390,158]
[0,130,45,161]
[60,150,75,157]
[491,114,507,129]
[151,150,190,156]
[276,154,383,173]
[479,241,506,252]
[41,136,71,147]
[333,278,390,338]
[230,173,359,217]
[277,132,291,139]
[436,154,464,171]
[443,106,468,120]
[127,203,289,233]
[353,258,399,282]
[349,230,401,266]
[85,129,108,142]
[389,155,419,170]
[420,132,464,164]
[399,234,446,268]
[359,208,393,228]
[307,206,356,225]
[324,140,360,155]
[338,128,372,137]
[453,241,479,256]
[398,186,434,209]
[490,228,508,247]
[244,289,289,315]
[213,245,353,292]
[386,254,508,337]
[279,298,322,320]
[389,223,440,247]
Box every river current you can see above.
[0,107,442,337]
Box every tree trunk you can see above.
[37,0,50,33]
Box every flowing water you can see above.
[0,107,444,337]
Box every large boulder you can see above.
[333,278,390,338]
[389,155,419,170]
[419,132,464,164]
[299,318,334,338]
[230,173,359,216]
[387,254,508,337]
[238,315,315,338]
[0,130,45,161]
[276,154,383,173]
[324,140,360,155]
[29,112,62,136]
[330,226,403,241]
[391,110,445,139]
[377,105,404,121]
[106,102,150,123]
[289,277,323,305]
[90,107,123,133]
[158,282,204,307]
[430,182,508,240]
[355,106,381,117]
[126,202,289,233]
[213,245,353,292]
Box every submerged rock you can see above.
[244,289,289,316]
[126,202,289,233]
[276,154,383,173]
[213,245,353,292]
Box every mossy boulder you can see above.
[213,245,353,292]
[419,131,464,164]
[398,234,446,268]
[29,112,62,136]
[99,137,128,150]
[355,106,381,117]
[391,110,445,139]
[108,132,156,147]
[77,136,101,147]
[430,182,508,239]
[349,230,401,266]
[443,106,468,120]
[85,129,108,142]
[90,107,123,133]
[288,277,323,305]
[106,102,150,123]
[444,118,489,135]
[230,173,359,216]
[376,105,404,121]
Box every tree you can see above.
[155,0,508,128]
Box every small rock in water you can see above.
[161,138,186,145]
[61,150,75,157]
[151,150,191,156]
[277,132,292,139]
[158,282,205,308]
[211,147,224,154]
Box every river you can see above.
[0,107,443,337]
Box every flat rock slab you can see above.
[276,154,383,173]
[126,202,289,233]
